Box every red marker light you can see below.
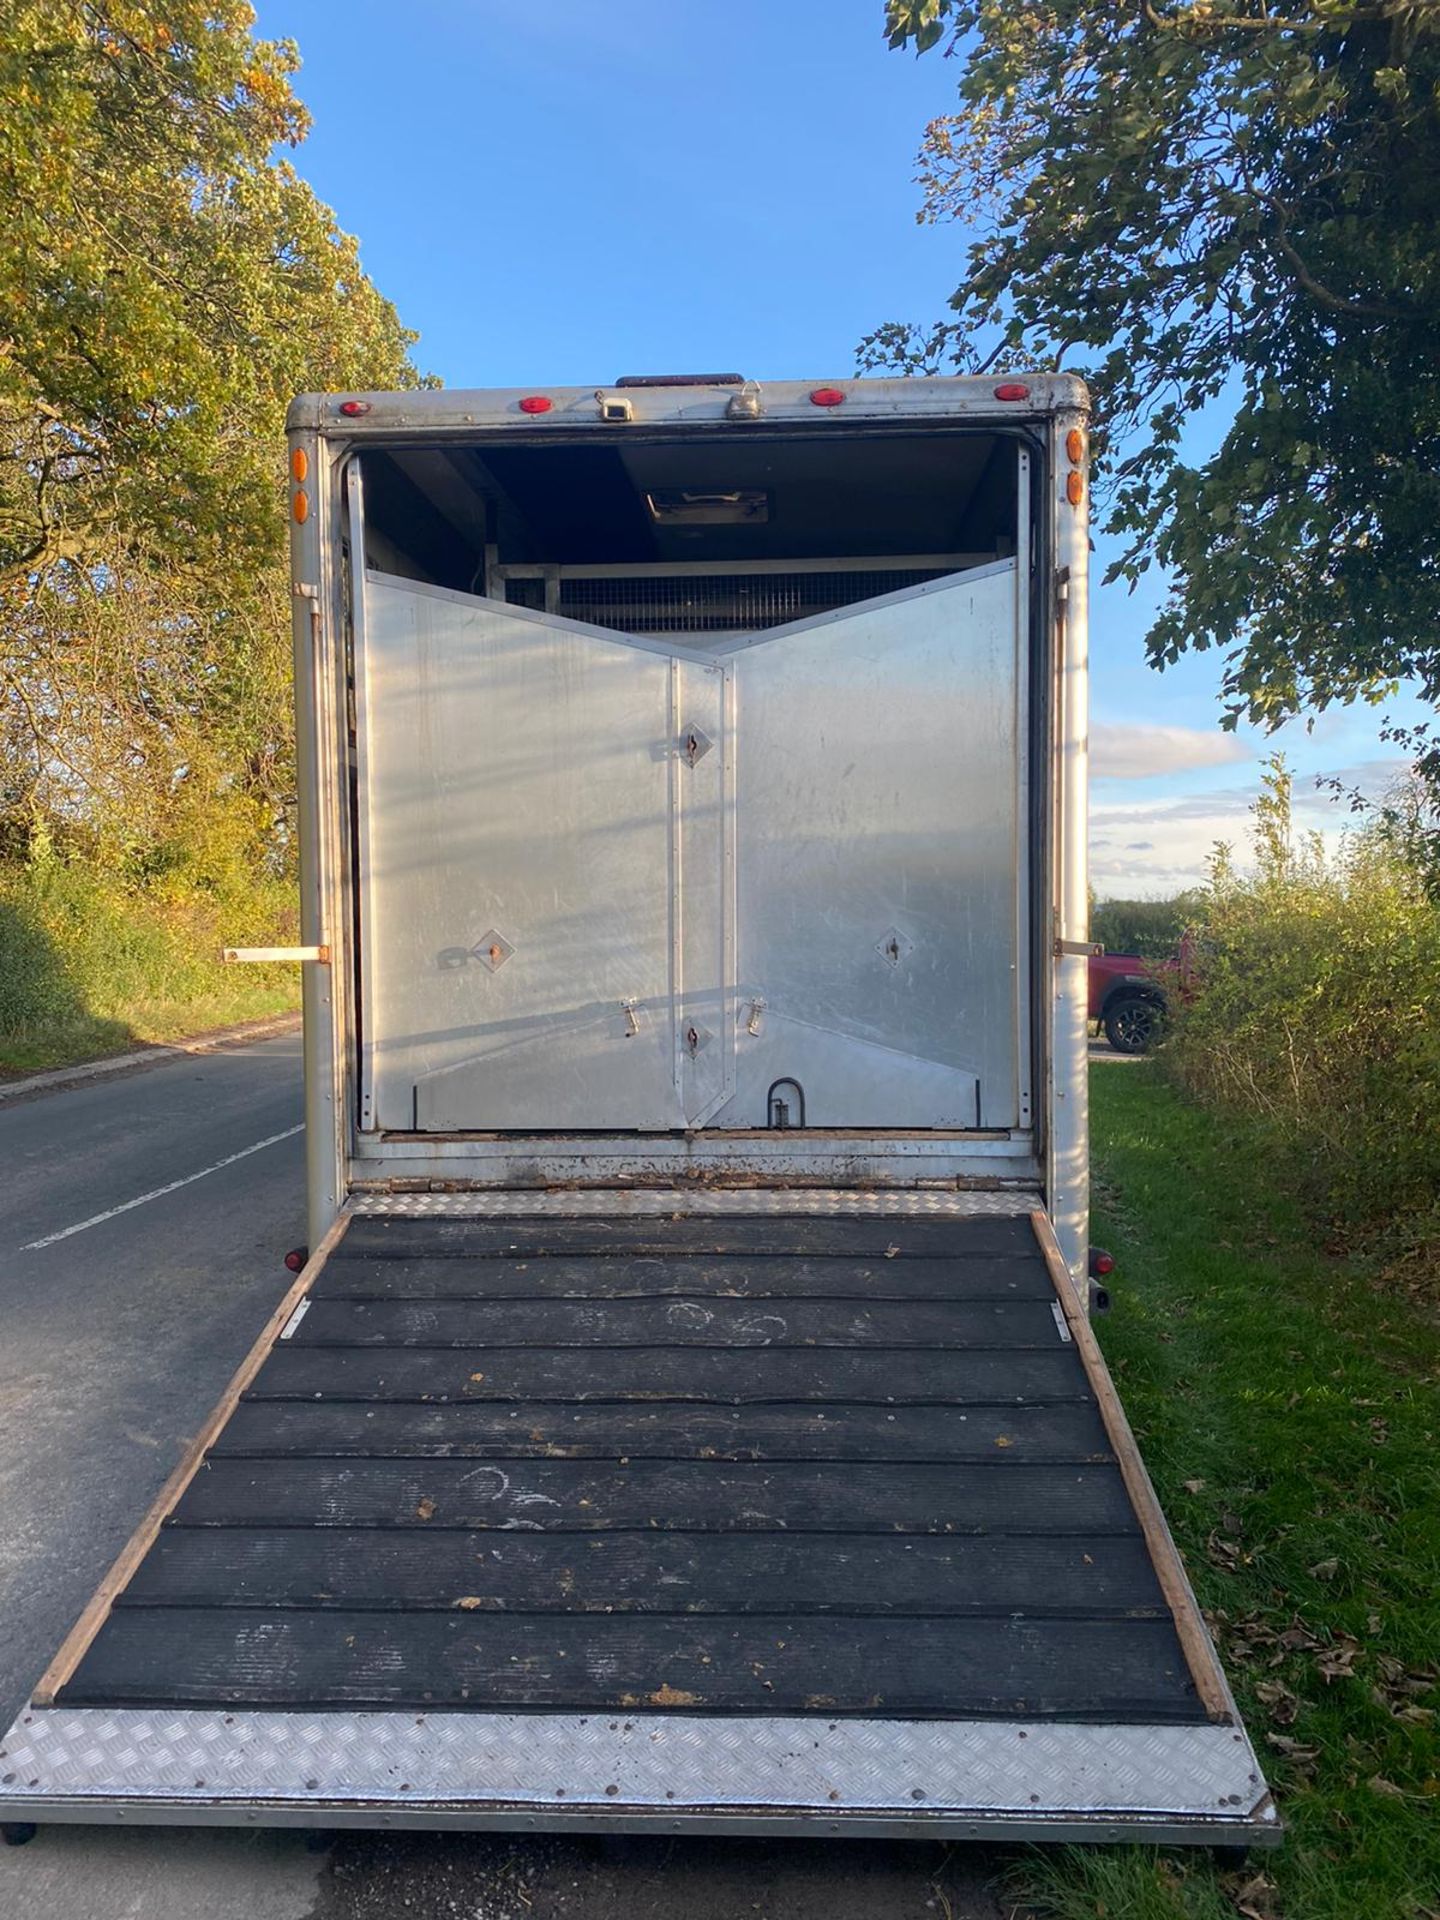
[993,382,1030,402]
[283,1247,308,1273]
[518,395,553,415]
[338,400,371,417]
[1089,1248,1116,1278]
[809,387,846,408]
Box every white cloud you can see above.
[1091,722,1249,780]
[1088,757,1413,897]
[1091,791,1252,896]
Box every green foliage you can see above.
[2,558,299,879]
[1165,757,1440,1252]
[0,3,426,1025]
[0,852,298,1070]
[872,1,1440,754]
[1013,1063,1440,1920]
[0,0,420,588]
[1091,892,1201,958]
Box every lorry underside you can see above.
[0,378,1275,1845]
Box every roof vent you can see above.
[614,373,746,388]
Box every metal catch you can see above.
[473,930,515,972]
[876,927,914,967]
[681,726,714,767]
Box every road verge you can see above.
[0,1011,303,1106]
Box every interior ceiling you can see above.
[362,430,1014,580]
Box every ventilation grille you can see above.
[504,569,949,635]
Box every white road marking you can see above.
[19,1123,304,1251]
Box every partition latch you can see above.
[681,725,714,767]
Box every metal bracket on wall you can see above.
[1053,938,1102,958]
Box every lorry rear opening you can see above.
[344,411,1034,1157]
[0,377,1276,1846]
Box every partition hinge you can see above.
[224,945,330,964]
[1054,938,1102,958]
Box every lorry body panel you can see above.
[0,376,1274,1845]
[286,377,1075,1255]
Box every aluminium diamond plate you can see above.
[0,1706,1275,1829]
[347,1187,1041,1219]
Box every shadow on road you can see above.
[314,1830,1012,1920]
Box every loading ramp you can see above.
[0,1194,1276,1844]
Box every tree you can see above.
[871,2,1440,779]
[0,1,419,589]
[0,2,423,878]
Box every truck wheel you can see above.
[1104,992,1163,1054]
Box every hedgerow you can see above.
[1164,759,1440,1266]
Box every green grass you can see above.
[1011,1063,1440,1920]
[0,860,300,1072]
[0,983,300,1074]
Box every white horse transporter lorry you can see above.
[0,373,1276,1847]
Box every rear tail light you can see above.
[1089,1248,1116,1277]
[993,382,1030,401]
[284,1247,308,1274]
[518,395,553,414]
[809,387,846,408]
[338,400,371,417]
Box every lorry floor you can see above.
[53,1211,1207,1724]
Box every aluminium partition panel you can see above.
[355,575,729,1133]
[353,562,1023,1138]
[707,560,1021,1128]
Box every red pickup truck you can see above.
[1089,949,1171,1053]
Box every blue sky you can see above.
[253,0,1417,897]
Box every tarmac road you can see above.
[0,1027,1005,1920]
[0,1028,308,1728]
